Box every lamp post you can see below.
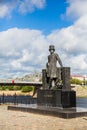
[84,75,86,86]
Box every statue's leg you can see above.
[49,78,52,89]
[51,79,56,89]
[52,80,55,87]
[49,78,57,89]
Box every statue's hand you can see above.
[47,63,49,66]
[61,64,63,67]
[46,62,49,67]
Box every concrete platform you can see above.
[8,104,87,119]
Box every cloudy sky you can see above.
[0,0,87,78]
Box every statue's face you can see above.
[50,49,54,54]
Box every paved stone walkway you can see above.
[0,105,87,130]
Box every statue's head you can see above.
[49,45,55,54]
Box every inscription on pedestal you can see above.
[44,94,53,97]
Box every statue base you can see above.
[37,89,76,108]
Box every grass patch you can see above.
[21,86,34,93]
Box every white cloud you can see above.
[0,0,46,18]
[0,28,49,78]
[1,21,87,78]
[48,15,87,54]
[47,14,87,75]
[19,0,46,13]
[0,4,8,18]
[69,55,87,70]
[0,0,18,18]
[66,0,87,20]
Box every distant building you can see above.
[71,75,87,81]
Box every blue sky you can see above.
[0,0,87,78]
[0,0,72,34]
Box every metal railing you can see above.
[0,94,37,105]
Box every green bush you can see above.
[1,86,9,90]
[21,86,33,93]
[8,86,14,90]
[0,85,14,91]
[71,78,82,85]
[13,85,22,90]
[0,86,2,90]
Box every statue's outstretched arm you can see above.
[56,54,63,67]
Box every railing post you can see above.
[2,93,5,104]
[14,93,17,105]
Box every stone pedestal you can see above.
[37,89,76,108]
[41,67,76,108]
[61,67,71,90]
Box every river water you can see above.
[76,97,87,112]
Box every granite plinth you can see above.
[37,89,76,108]
[8,103,87,119]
